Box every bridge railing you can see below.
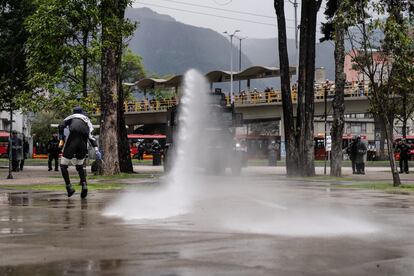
[93,98,177,114]
[93,85,371,114]
[226,84,371,105]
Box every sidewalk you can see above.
[0,165,163,186]
[0,165,412,186]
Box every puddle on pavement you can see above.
[0,259,125,276]
[374,202,412,209]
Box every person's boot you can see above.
[61,164,75,197]
[80,182,88,199]
[361,163,365,175]
[66,184,75,197]
[76,165,88,199]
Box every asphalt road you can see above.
[0,169,414,275]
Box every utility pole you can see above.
[235,36,248,94]
[224,30,240,103]
[7,109,13,179]
[288,0,299,79]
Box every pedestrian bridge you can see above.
[95,85,371,125]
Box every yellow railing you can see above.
[227,84,370,105]
[93,98,177,114]
[93,85,371,114]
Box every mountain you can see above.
[126,8,335,83]
[126,8,252,76]
[243,38,335,81]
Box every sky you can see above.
[132,0,328,40]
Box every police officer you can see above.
[58,107,101,198]
[396,139,410,174]
[151,139,162,166]
[9,131,22,172]
[355,136,367,174]
[20,136,29,171]
[47,133,60,171]
[346,137,358,174]
[268,140,278,166]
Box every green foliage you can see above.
[25,0,100,110]
[31,111,62,144]
[121,48,146,83]
[0,0,35,111]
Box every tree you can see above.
[346,0,414,186]
[296,0,323,176]
[321,0,350,177]
[25,0,100,110]
[274,0,322,177]
[100,0,135,175]
[274,0,299,176]
[119,48,145,173]
[31,112,60,144]
[0,0,35,112]
[121,48,146,84]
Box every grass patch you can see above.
[87,173,157,180]
[0,183,125,191]
[287,175,355,182]
[333,182,414,194]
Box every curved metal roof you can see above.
[205,70,232,83]
[132,66,297,90]
[238,66,280,79]
[134,78,167,90]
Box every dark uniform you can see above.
[151,140,162,166]
[47,134,60,171]
[9,132,22,172]
[396,140,410,174]
[355,137,367,174]
[19,137,29,171]
[346,138,358,174]
[58,107,99,198]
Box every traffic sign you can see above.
[326,135,332,151]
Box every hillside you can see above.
[126,8,252,76]
[126,8,335,83]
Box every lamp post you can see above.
[235,35,247,94]
[7,109,13,179]
[224,30,240,103]
[324,82,330,175]
[288,0,299,80]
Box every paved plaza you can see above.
[0,166,414,275]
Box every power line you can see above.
[135,1,299,29]
[156,0,288,21]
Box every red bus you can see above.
[128,134,166,159]
[314,135,367,160]
[0,131,9,158]
[394,136,414,161]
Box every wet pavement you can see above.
[0,169,414,275]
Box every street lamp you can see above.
[235,35,248,94]
[7,109,13,179]
[323,81,331,175]
[287,0,299,81]
[223,30,240,103]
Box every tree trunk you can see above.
[82,30,88,98]
[113,2,134,173]
[297,0,322,176]
[402,91,407,138]
[274,0,299,176]
[99,0,122,175]
[330,14,346,177]
[382,114,401,186]
[118,83,134,173]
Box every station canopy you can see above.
[132,66,296,91]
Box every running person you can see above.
[58,107,101,198]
